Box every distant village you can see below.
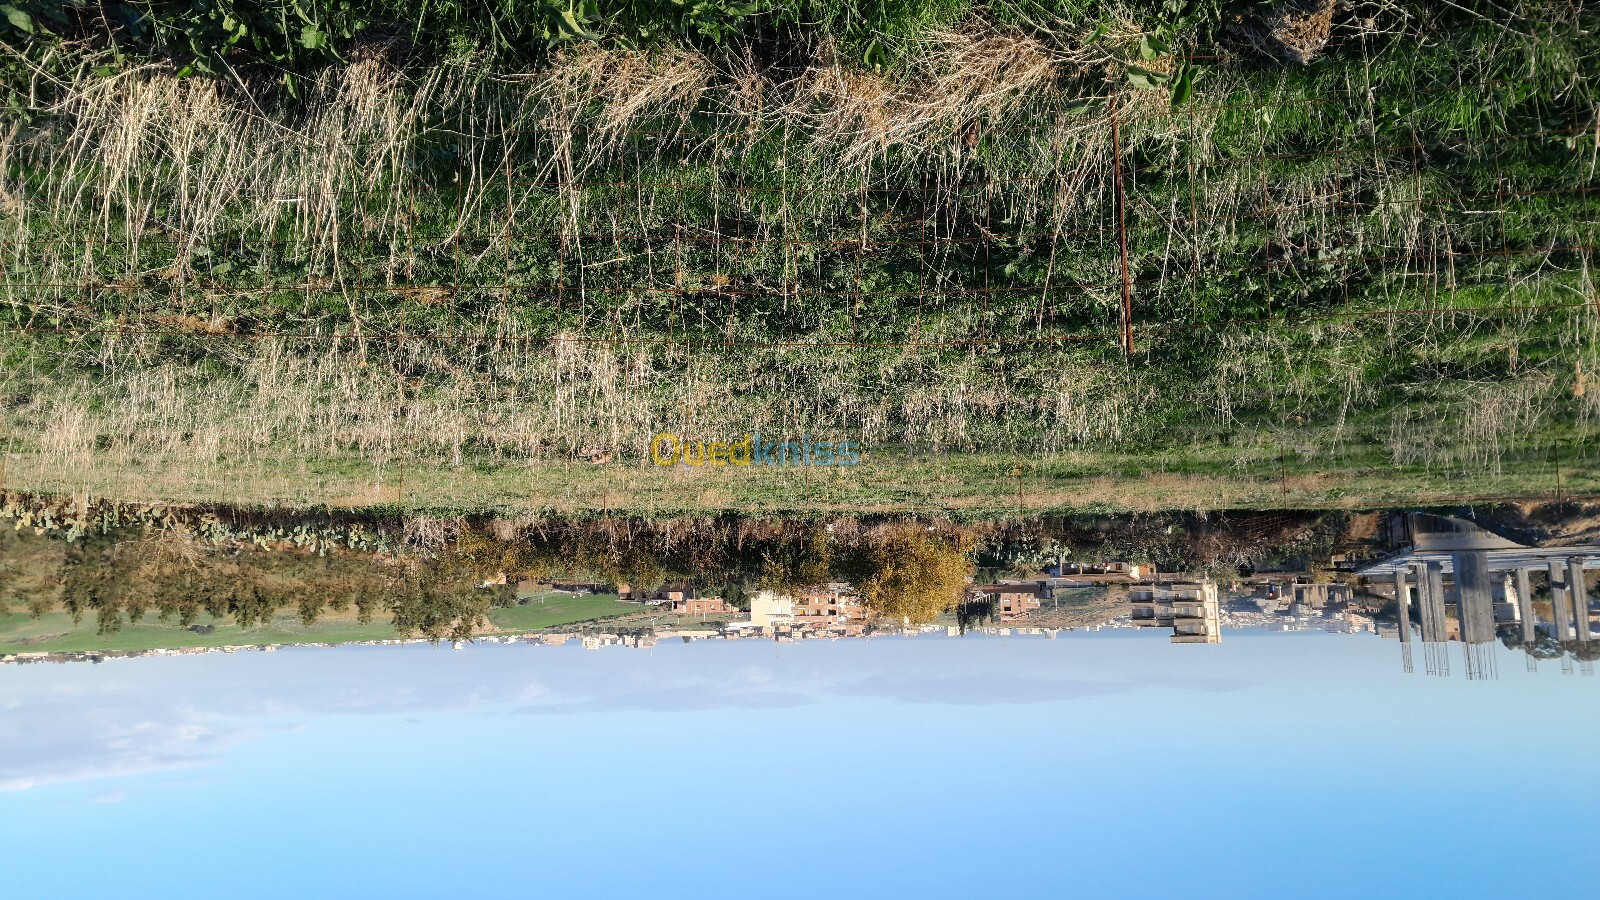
[5,513,1595,676]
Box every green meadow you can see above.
[1,2,1594,516]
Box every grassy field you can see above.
[0,3,1595,515]
[0,608,401,654]
[486,592,638,631]
[0,591,647,654]
[4,441,1591,516]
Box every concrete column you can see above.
[1515,567,1536,643]
[1414,562,1438,642]
[1453,551,1496,644]
[1568,558,1590,644]
[1393,568,1412,642]
[1548,559,1573,641]
[1428,562,1449,643]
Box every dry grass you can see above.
[0,15,1233,290]
[1239,0,1339,66]
[1386,373,1558,473]
[788,25,1058,175]
[538,45,712,148]
[0,322,1161,480]
[4,55,449,292]
[3,446,1587,518]
[531,45,713,229]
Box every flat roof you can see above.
[1356,546,1600,576]
[1355,514,1600,576]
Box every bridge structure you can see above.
[1357,515,1598,678]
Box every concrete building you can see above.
[1491,574,1521,624]
[1288,582,1353,609]
[639,584,696,606]
[1359,514,1600,675]
[790,585,868,622]
[669,596,738,617]
[749,591,795,628]
[1129,581,1221,643]
[970,582,1050,622]
[1050,561,1153,580]
[1363,516,1598,639]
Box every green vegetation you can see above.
[486,591,637,630]
[0,2,1595,514]
[5,441,1596,517]
[0,593,636,653]
[1,499,992,639]
[4,490,1592,647]
[0,496,1056,640]
[858,523,974,621]
[0,512,500,641]
[0,608,400,653]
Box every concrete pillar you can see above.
[1568,558,1590,644]
[1515,567,1536,643]
[1548,559,1573,641]
[1428,562,1449,642]
[1453,551,1496,644]
[1414,562,1438,642]
[1393,568,1412,642]
[1415,561,1448,643]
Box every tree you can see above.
[858,526,973,624]
[388,555,491,642]
[759,524,831,594]
[955,595,997,634]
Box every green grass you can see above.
[0,593,646,654]
[4,438,1593,518]
[0,4,1594,518]
[487,592,639,630]
[0,609,404,654]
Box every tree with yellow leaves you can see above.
[858,525,974,624]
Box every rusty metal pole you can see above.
[1110,92,1134,356]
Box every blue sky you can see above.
[2,629,1595,899]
